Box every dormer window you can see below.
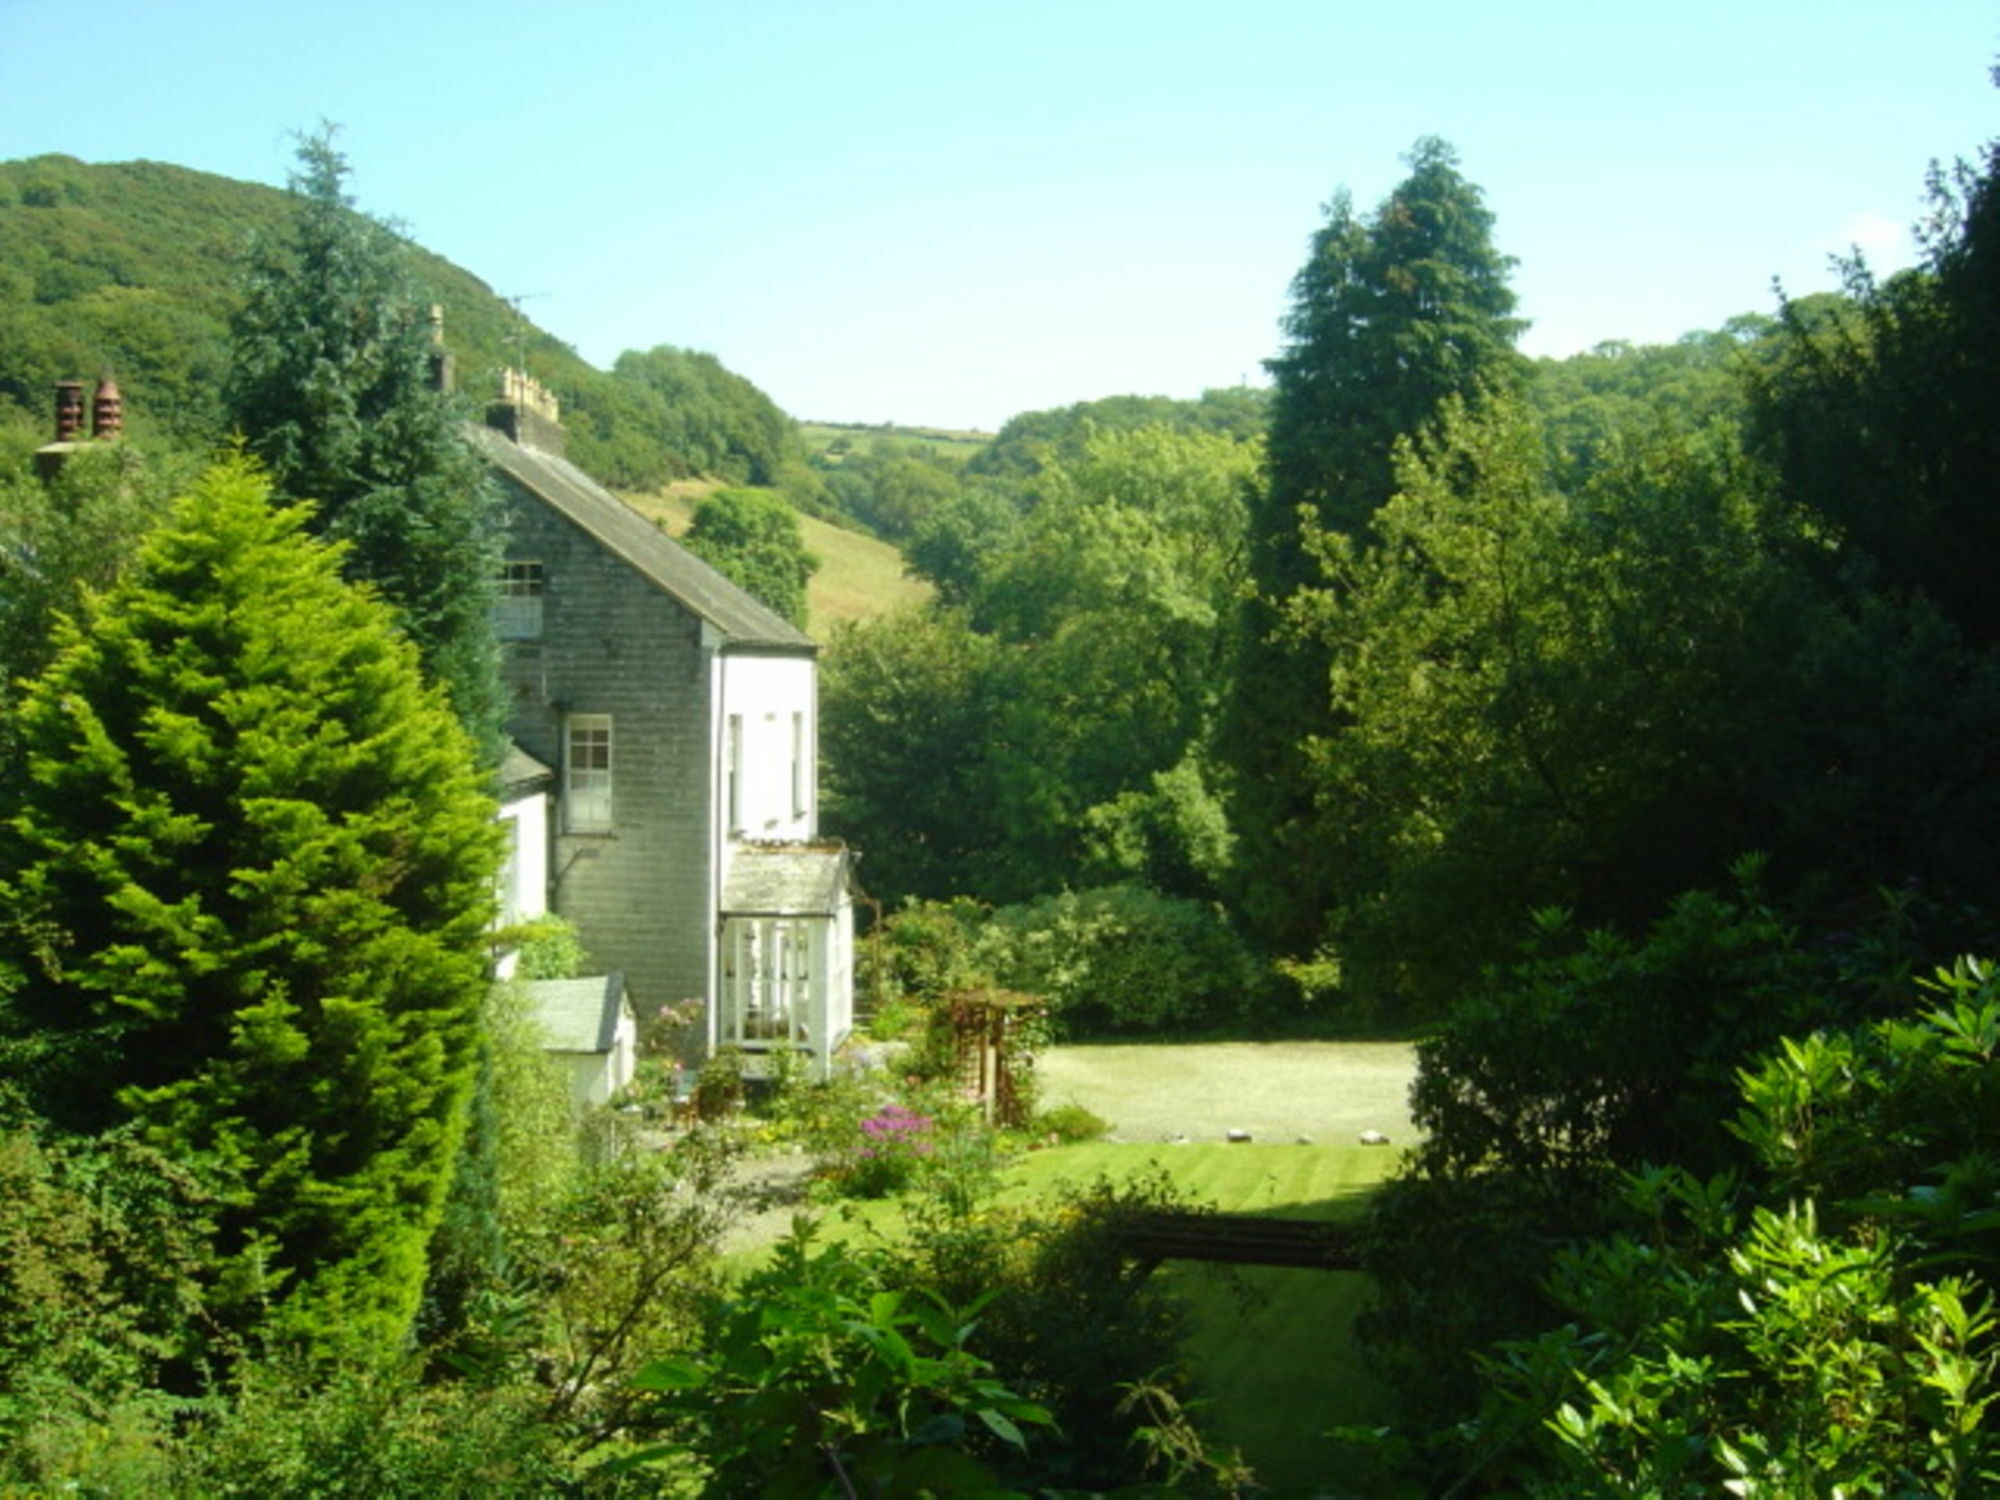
[497,561,545,639]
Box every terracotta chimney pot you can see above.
[54,379,85,441]
[91,376,123,440]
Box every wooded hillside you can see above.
[0,154,813,496]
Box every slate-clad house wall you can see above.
[471,380,854,1075]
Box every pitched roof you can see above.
[497,742,554,798]
[525,973,631,1054]
[722,841,854,917]
[470,423,815,652]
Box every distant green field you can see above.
[800,421,992,463]
[616,483,931,630]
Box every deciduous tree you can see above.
[681,485,819,629]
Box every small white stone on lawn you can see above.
[1226,1128,1252,1143]
[1358,1129,1390,1146]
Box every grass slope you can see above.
[619,481,931,629]
[799,420,992,461]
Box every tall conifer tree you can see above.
[1224,139,1525,955]
[225,128,504,754]
[0,459,500,1357]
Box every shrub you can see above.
[869,896,992,1006]
[890,1166,1214,1489]
[631,1228,1051,1495]
[1461,962,2000,1494]
[693,1045,746,1120]
[510,915,588,981]
[174,1355,565,1496]
[1354,864,1959,1441]
[981,883,1259,1036]
[0,1120,212,1468]
[513,1126,740,1439]
[834,1101,937,1199]
[1034,1101,1112,1144]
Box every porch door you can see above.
[722,917,814,1048]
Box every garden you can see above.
[653,995,1420,1497]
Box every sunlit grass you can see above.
[724,1138,1401,1495]
[616,482,931,629]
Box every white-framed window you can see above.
[720,917,813,1047]
[726,714,744,835]
[790,710,808,821]
[565,714,612,832]
[496,560,545,639]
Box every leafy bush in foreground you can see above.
[1465,961,2000,1493]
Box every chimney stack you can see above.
[427,304,455,393]
[37,377,124,481]
[486,367,566,456]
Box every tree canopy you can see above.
[681,485,821,629]
[1224,137,1526,955]
[224,130,505,754]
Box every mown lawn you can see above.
[729,1042,1417,1495]
[1003,1140,1400,1496]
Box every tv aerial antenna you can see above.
[502,291,549,375]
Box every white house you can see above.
[475,371,857,1080]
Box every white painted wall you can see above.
[494,786,551,980]
[556,1002,639,1109]
[717,652,817,843]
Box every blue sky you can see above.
[3,1,1995,431]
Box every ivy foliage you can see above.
[0,457,500,1360]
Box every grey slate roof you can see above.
[470,423,815,652]
[526,973,630,1054]
[722,842,854,917]
[498,742,554,798]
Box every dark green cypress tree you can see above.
[1224,138,1525,956]
[0,457,500,1359]
[225,127,504,755]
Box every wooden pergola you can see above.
[942,986,1044,1129]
